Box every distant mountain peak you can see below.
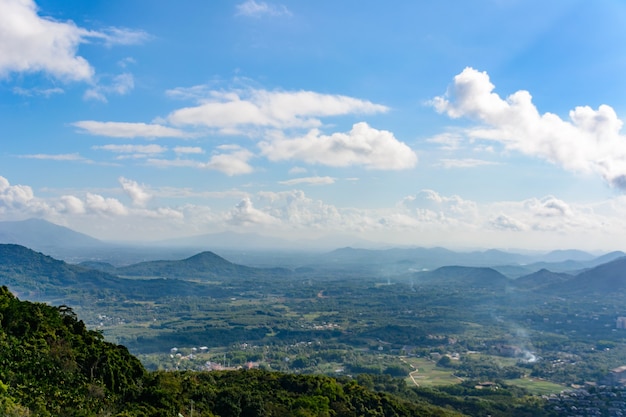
[0,218,106,254]
[184,251,233,266]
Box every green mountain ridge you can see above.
[0,244,237,302]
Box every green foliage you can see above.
[0,285,553,416]
[0,286,145,415]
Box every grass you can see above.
[401,357,461,387]
[504,378,566,395]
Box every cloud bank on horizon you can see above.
[2,0,626,251]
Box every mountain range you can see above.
[3,218,624,274]
[1,240,626,306]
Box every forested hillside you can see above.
[0,285,559,416]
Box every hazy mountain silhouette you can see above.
[413,266,510,289]
[0,218,106,249]
[549,256,626,294]
[513,269,574,290]
[116,250,292,280]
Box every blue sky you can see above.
[2,0,626,251]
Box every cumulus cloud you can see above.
[167,89,388,131]
[235,0,291,17]
[73,121,190,138]
[259,122,417,170]
[525,196,572,218]
[204,146,254,176]
[227,197,279,226]
[0,0,147,81]
[0,176,35,208]
[119,177,151,207]
[397,189,478,226]
[433,67,626,190]
[59,195,85,214]
[84,193,127,216]
[3,171,626,249]
[256,190,343,228]
[279,176,335,186]
[489,214,527,231]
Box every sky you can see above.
[2,0,626,251]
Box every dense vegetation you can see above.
[0,285,561,416]
[4,243,626,415]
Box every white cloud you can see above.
[256,190,343,228]
[279,176,335,186]
[227,197,279,226]
[426,132,464,151]
[12,86,64,97]
[0,0,92,80]
[288,166,307,175]
[146,158,199,169]
[90,26,150,47]
[146,146,254,176]
[489,214,527,231]
[433,67,626,190]
[3,171,626,250]
[119,177,151,207]
[235,0,291,17]
[73,121,190,138]
[84,72,134,102]
[20,153,88,162]
[398,189,478,226]
[0,0,148,82]
[525,196,572,218]
[259,122,417,170]
[174,146,204,155]
[0,176,35,208]
[84,193,127,216]
[59,195,85,214]
[93,144,167,155]
[167,88,388,130]
[204,146,254,176]
[438,158,499,169]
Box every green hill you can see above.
[116,250,292,280]
[0,285,559,416]
[0,244,238,302]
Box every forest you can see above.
[0,285,562,416]
[3,243,626,415]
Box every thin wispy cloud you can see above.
[12,86,64,97]
[173,146,204,155]
[279,176,336,186]
[73,121,190,139]
[84,73,135,102]
[235,0,292,18]
[20,153,88,161]
[438,158,499,169]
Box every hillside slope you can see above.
[0,286,483,416]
